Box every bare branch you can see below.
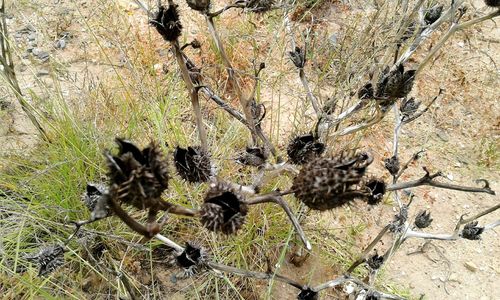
[388,168,496,195]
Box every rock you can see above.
[464,262,478,272]
[37,69,49,76]
[448,273,459,282]
[436,130,449,142]
[55,39,66,49]
[32,49,49,61]
[27,32,37,41]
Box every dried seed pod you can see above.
[174,146,212,183]
[26,244,65,276]
[297,287,318,300]
[484,0,500,7]
[358,82,374,100]
[461,221,484,240]
[236,147,268,167]
[150,5,182,42]
[191,38,201,49]
[400,97,420,119]
[245,0,275,12]
[186,60,202,84]
[175,242,208,277]
[292,153,373,211]
[384,155,400,176]
[376,64,416,100]
[287,134,325,165]
[364,179,386,205]
[367,252,384,270]
[424,5,443,25]
[390,205,409,233]
[200,182,248,234]
[81,183,107,212]
[366,291,381,300]
[106,138,169,210]
[414,210,433,228]
[186,0,210,12]
[289,46,306,68]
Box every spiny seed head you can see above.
[200,182,248,234]
[425,5,443,25]
[461,221,484,240]
[245,0,275,13]
[27,244,65,277]
[376,64,416,100]
[175,242,208,277]
[289,46,306,68]
[186,0,210,12]
[400,97,420,118]
[384,155,400,176]
[292,152,373,211]
[150,5,182,42]
[358,82,374,100]
[390,205,409,233]
[366,291,381,300]
[82,183,107,212]
[485,0,500,7]
[287,134,325,165]
[297,287,318,300]
[365,179,386,205]
[106,138,169,210]
[191,38,201,49]
[174,146,212,183]
[414,210,433,228]
[367,252,384,270]
[236,147,268,167]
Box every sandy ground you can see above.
[1,0,498,299]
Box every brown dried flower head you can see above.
[26,244,65,277]
[200,182,248,234]
[106,138,169,210]
[236,147,268,167]
[364,178,386,205]
[287,134,325,165]
[186,0,210,12]
[461,221,484,240]
[292,152,373,210]
[150,5,182,42]
[175,242,208,277]
[424,5,443,25]
[414,210,433,228]
[376,64,416,100]
[174,146,212,183]
[485,0,500,7]
[297,287,318,300]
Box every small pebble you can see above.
[464,262,478,272]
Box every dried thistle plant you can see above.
[174,146,212,183]
[200,182,248,234]
[292,153,375,210]
[26,245,65,277]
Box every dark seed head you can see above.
[400,97,420,119]
[289,46,306,69]
[82,183,107,212]
[484,0,500,8]
[461,221,484,240]
[27,244,65,277]
[292,153,373,211]
[186,0,210,12]
[390,205,409,233]
[365,179,386,205]
[366,291,381,300]
[106,138,169,210]
[287,134,325,165]
[424,5,443,25]
[236,147,268,167]
[200,182,248,234]
[150,5,182,42]
[384,155,400,176]
[245,0,275,13]
[358,82,374,100]
[175,242,208,276]
[174,146,212,183]
[376,64,415,100]
[414,210,433,228]
[297,287,318,300]
[367,252,384,270]
[191,38,201,49]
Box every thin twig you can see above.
[387,168,496,195]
